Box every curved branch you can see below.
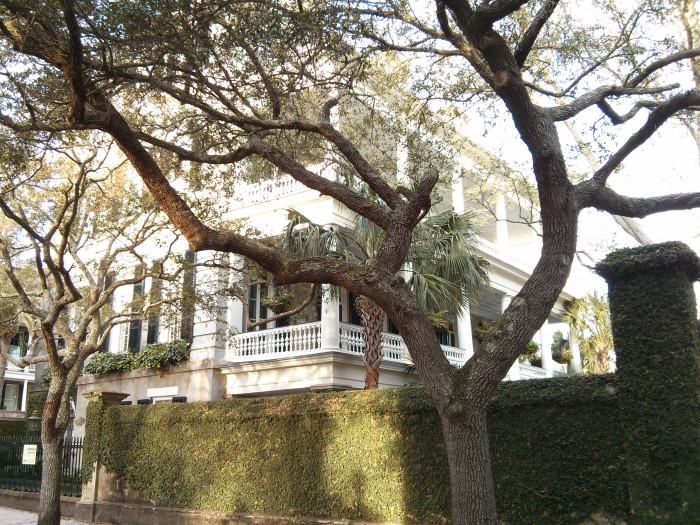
[627,48,700,87]
[579,184,700,217]
[546,84,679,122]
[514,0,559,69]
[593,89,700,185]
[247,284,317,329]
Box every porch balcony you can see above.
[222,321,548,396]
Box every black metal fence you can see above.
[0,436,83,497]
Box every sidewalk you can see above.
[0,506,87,524]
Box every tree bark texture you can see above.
[441,407,498,525]
[361,301,385,390]
[37,438,63,525]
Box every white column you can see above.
[452,172,465,214]
[501,294,521,380]
[495,194,509,248]
[569,327,582,373]
[455,303,474,361]
[190,251,229,362]
[539,319,554,376]
[21,378,28,412]
[320,285,340,350]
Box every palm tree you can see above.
[564,292,614,374]
[284,209,489,389]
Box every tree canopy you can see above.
[0,1,698,524]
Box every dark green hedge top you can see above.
[595,241,700,281]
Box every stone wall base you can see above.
[74,501,388,525]
[0,489,78,516]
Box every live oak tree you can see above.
[0,1,699,524]
[0,141,184,525]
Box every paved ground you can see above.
[0,506,87,524]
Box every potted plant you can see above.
[261,288,294,314]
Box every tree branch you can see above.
[593,89,700,185]
[514,0,559,69]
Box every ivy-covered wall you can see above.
[81,242,699,525]
[85,377,627,525]
[597,242,700,525]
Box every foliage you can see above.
[40,368,52,386]
[260,288,294,314]
[519,340,540,364]
[551,330,572,364]
[564,293,614,374]
[596,242,700,524]
[85,378,629,525]
[1,1,699,523]
[427,310,451,331]
[83,352,136,377]
[132,340,190,370]
[83,341,190,376]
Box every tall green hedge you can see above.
[597,242,700,524]
[85,377,627,525]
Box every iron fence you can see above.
[0,436,83,497]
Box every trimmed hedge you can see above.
[597,242,700,524]
[0,419,26,436]
[85,377,627,525]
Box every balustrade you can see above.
[228,322,322,361]
[228,321,547,379]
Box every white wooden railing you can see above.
[229,321,468,366]
[228,322,548,378]
[519,363,549,379]
[232,175,307,207]
[229,322,322,361]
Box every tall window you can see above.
[127,271,144,352]
[180,251,196,342]
[100,274,114,352]
[147,262,162,345]
[9,329,28,359]
[247,282,268,330]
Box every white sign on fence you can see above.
[22,444,38,465]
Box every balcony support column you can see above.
[455,303,474,362]
[320,285,340,351]
[21,378,28,412]
[538,319,554,376]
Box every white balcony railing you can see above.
[229,322,323,361]
[519,363,549,379]
[232,175,308,208]
[228,321,468,367]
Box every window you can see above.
[247,282,268,329]
[147,262,162,345]
[0,383,20,411]
[100,274,114,353]
[127,268,144,352]
[9,329,28,359]
[180,251,196,342]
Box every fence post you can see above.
[596,242,700,524]
[74,389,128,523]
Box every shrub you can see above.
[83,352,136,376]
[132,340,190,370]
[83,340,190,376]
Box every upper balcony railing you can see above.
[228,322,468,368]
[231,175,311,208]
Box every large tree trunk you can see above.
[37,373,70,525]
[360,300,385,390]
[37,437,63,525]
[441,407,498,525]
